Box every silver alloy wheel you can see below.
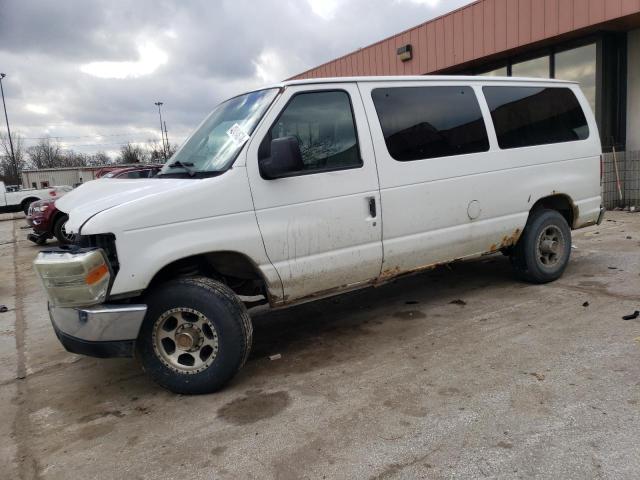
[536,225,565,267]
[152,307,219,374]
[60,220,76,243]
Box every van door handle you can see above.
[368,197,377,218]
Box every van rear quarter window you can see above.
[371,86,490,161]
[483,86,589,149]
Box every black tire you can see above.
[511,209,572,284]
[22,198,38,215]
[136,276,253,394]
[53,215,73,244]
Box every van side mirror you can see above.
[259,136,304,179]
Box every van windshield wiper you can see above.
[167,160,196,177]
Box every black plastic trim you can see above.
[52,323,135,358]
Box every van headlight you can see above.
[33,249,112,307]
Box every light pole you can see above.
[154,101,167,161]
[0,73,16,166]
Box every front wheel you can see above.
[53,215,75,244]
[511,209,572,284]
[136,276,252,394]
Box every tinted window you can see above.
[260,91,361,173]
[371,87,489,161]
[483,86,589,149]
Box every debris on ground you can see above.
[582,302,590,307]
[269,354,282,361]
[622,311,640,321]
[627,236,633,240]
[405,300,419,305]
[0,305,7,313]
[530,372,545,381]
[608,267,618,270]
[450,299,467,306]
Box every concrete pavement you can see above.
[1,211,639,479]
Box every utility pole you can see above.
[154,101,167,161]
[0,73,16,166]
[163,121,169,158]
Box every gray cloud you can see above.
[0,0,472,157]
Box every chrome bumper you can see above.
[48,303,147,342]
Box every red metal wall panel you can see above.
[494,0,508,51]
[483,0,496,54]
[622,0,640,15]
[417,25,428,73]
[453,10,464,63]
[292,0,640,79]
[506,0,519,48]
[473,2,485,58]
[545,0,560,36]
[444,14,455,67]
[589,0,606,23]
[606,0,622,19]
[531,0,546,41]
[435,18,445,70]
[427,22,437,71]
[463,7,475,61]
[519,0,533,45]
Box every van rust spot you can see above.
[488,228,522,253]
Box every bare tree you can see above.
[87,151,111,166]
[117,143,148,164]
[0,132,26,185]
[147,138,166,162]
[26,137,63,169]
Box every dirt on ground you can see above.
[1,211,639,479]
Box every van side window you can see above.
[483,86,589,149]
[371,86,489,161]
[259,90,362,173]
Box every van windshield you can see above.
[159,88,279,177]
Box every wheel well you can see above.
[530,194,576,228]
[21,197,40,208]
[148,252,267,299]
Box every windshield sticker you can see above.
[226,123,250,146]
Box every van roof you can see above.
[276,75,577,88]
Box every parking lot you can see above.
[1,211,639,479]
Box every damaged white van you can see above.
[34,76,604,394]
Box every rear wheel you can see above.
[511,209,572,284]
[53,215,75,244]
[136,276,252,394]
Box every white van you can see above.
[34,76,604,394]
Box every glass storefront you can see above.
[477,43,597,113]
[555,43,597,114]
[511,56,550,78]
[479,66,508,77]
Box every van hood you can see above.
[57,178,196,233]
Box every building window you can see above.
[371,86,490,161]
[479,66,508,77]
[40,181,50,188]
[511,56,550,78]
[483,86,589,149]
[31,182,37,188]
[554,43,597,114]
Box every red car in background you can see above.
[96,164,162,179]
[27,164,163,245]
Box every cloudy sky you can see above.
[0,0,472,158]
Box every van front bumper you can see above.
[48,303,147,358]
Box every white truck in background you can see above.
[0,181,70,214]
